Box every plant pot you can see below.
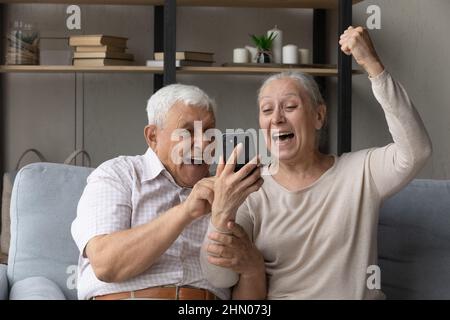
[256,50,272,63]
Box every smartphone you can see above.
[222,132,257,172]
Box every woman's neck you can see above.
[270,151,334,191]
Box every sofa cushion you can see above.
[8,163,93,300]
[0,264,7,300]
[10,276,66,300]
[1,172,15,255]
[379,179,450,299]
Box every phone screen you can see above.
[222,133,257,172]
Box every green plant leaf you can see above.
[250,34,261,47]
[250,32,277,51]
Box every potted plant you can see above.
[250,32,277,63]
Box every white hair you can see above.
[146,84,216,126]
[258,71,325,109]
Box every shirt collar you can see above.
[142,148,167,181]
[142,148,188,189]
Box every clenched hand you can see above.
[339,26,385,77]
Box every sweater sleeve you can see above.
[200,203,254,289]
[367,70,432,200]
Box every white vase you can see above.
[245,46,258,63]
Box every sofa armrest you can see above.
[0,264,8,300]
[9,276,66,300]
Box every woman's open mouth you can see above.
[272,132,295,143]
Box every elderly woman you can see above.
[201,26,432,299]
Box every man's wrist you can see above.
[178,202,196,225]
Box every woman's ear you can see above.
[315,104,327,130]
[144,125,158,149]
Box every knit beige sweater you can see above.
[201,70,432,299]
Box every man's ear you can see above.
[315,104,327,130]
[144,125,158,149]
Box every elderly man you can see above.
[71,84,262,300]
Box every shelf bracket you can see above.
[74,73,85,166]
[163,0,176,85]
[338,0,353,155]
[313,8,329,154]
[153,5,164,92]
[313,9,327,96]
[0,4,4,213]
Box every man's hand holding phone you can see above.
[211,143,264,231]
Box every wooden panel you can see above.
[1,0,363,9]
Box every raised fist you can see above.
[339,26,384,77]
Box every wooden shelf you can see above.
[0,65,164,73]
[0,65,364,76]
[178,66,363,76]
[1,0,363,9]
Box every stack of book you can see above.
[69,35,134,67]
[146,51,214,67]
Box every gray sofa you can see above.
[378,179,450,299]
[0,163,93,300]
[0,162,449,299]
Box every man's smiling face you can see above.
[152,102,215,188]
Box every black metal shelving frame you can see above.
[154,0,353,154]
[0,0,354,212]
[0,4,4,221]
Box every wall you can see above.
[327,0,450,179]
[3,4,153,168]
[2,2,449,179]
[2,4,311,169]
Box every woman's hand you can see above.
[211,144,263,231]
[339,26,385,77]
[206,221,265,278]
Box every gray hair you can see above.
[257,71,325,109]
[146,84,216,126]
